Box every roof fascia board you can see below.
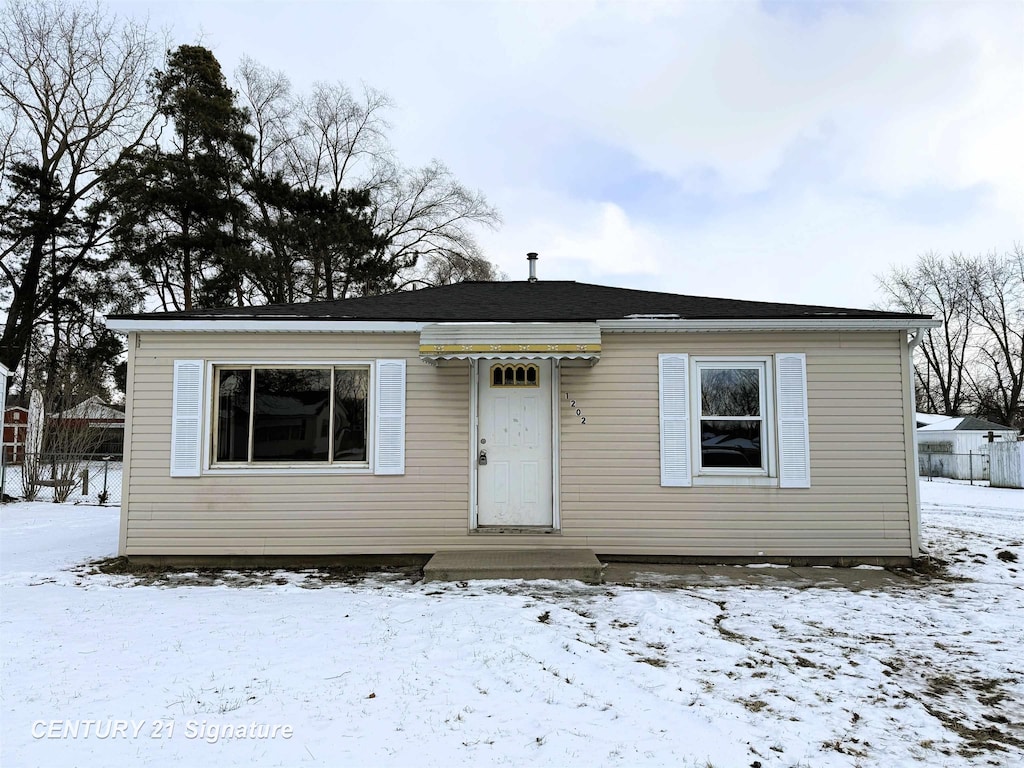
[422,321,598,328]
[104,319,425,333]
[105,317,940,333]
[597,318,941,332]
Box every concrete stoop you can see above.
[423,549,603,584]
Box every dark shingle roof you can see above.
[109,281,930,323]
[949,416,1017,432]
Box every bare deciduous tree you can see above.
[297,81,393,196]
[376,159,502,289]
[234,60,501,303]
[236,56,296,178]
[0,0,158,376]
[877,252,974,416]
[962,246,1024,428]
[877,246,1024,430]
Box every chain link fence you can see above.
[1,453,122,505]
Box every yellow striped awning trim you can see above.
[419,343,601,354]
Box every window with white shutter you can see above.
[659,353,810,488]
[775,353,811,488]
[374,359,406,475]
[659,353,691,487]
[170,360,204,477]
[183,359,403,475]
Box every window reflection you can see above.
[214,367,369,464]
[333,369,368,462]
[701,420,762,468]
[252,369,330,462]
[699,366,765,471]
[216,369,250,462]
[701,368,760,416]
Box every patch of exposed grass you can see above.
[88,557,422,587]
[636,657,668,668]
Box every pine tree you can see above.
[243,174,393,302]
[107,45,254,310]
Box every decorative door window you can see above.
[490,363,539,387]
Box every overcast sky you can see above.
[111,0,1023,310]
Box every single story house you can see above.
[917,415,1019,481]
[106,266,938,566]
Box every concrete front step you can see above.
[423,548,603,584]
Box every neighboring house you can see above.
[50,396,126,456]
[106,269,938,565]
[3,406,28,464]
[917,416,1019,481]
[915,412,950,428]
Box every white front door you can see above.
[477,360,553,527]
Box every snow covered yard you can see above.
[1,481,1021,768]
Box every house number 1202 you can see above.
[564,393,586,424]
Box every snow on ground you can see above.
[920,478,1024,582]
[1,481,1022,768]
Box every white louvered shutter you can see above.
[170,360,204,477]
[374,359,406,475]
[776,353,811,488]
[659,353,691,487]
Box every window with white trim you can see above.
[169,358,405,477]
[696,361,768,474]
[213,366,369,465]
[658,353,810,488]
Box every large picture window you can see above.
[213,366,369,465]
[696,361,768,473]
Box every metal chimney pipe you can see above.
[527,252,538,282]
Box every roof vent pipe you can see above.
[527,252,538,282]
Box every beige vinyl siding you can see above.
[121,328,915,558]
[558,331,913,557]
[124,333,471,555]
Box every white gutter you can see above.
[598,318,942,332]
[105,319,426,333]
[907,325,927,349]
[105,317,941,334]
[906,326,929,560]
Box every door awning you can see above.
[419,322,601,365]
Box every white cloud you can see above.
[112,0,1024,310]
[543,203,664,276]
[499,1,1024,209]
[482,180,1020,308]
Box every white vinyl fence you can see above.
[988,442,1024,489]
